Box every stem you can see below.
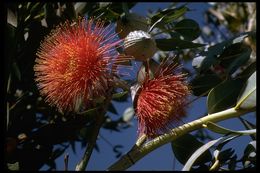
[64,153,69,171]
[75,88,113,171]
[144,60,150,79]
[107,107,255,170]
[75,113,105,171]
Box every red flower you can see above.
[135,61,190,138]
[34,18,127,113]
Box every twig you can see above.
[64,153,69,171]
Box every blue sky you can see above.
[40,2,255,171]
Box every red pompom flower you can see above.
[135,61,190,138]
[34,18,128,113]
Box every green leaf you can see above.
[171,133,212,166]
[7,8,17,27]
[236,71,256,110]
[182,135,238,171]
[74,2,88,16]
[28,3,45,20]
[207,78,245,114]
[77,107,98,118]
[156,38,205,51]
[7,162,19,171]
[151,5,189,28]
[112,91,128,99]
[173,19,201,41]
[205,122,256,135]
[191,74,222,96]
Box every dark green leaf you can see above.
[173,19,201,41]
[63,3,76,20]
[238,61,256,79]
[44,3,61,27]
[45,160,56,170]
[12,62,21,81]
[70,140,76,154]
[207,78,246,114]
[219,43,251,74]
[156,38,205,51]
[51,148,66,160]
[171,133,212,166]
[244,141,256,155]
[191,74,222,96]
[199,32,254,72]
[113,145,123,158]
[88,3,125,22]
[228,155,237,170]
[103,118,120,132]
[218,148,235,163]
[243,141,256,167]
[110,2,137,14]
[5,23,16,92]
[190,164,209,171]
[199,41,228,72]
[79,127,88,140]
[169,31,182,39]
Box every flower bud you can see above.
[137,60,159,84]
[116,13,149,39]
[124,30,157,61]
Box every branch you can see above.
[107,107,255,170]
[75,88,113,171]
